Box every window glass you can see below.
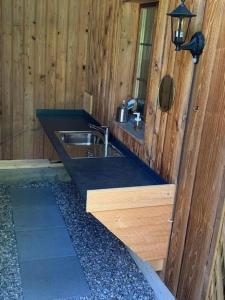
[133,4,157,116]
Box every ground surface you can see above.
[0,171,155,300]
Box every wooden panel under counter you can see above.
[87,184,176,271]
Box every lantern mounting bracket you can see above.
[177,32,205,64]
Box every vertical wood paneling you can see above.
[0,0,2,159]
[165,0,225,296]
[43,0,57,159]
[86,3,225,298]
[0,0,90,159]
[55,0,69,108]
[33,0,46,158]
[115,3,139,118]
[64,0,80,109]
[176,3,225,296]
[1,0,13,159]
[12,0,24,159]
[87,0,139,126]
[87,0,196,183]
[74,0,90,109]
[144,0,172,167]
[206,204,225,300]
[24,0,35,158]
[158,0,206,182]
[45,0,57,110]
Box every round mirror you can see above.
[159,75,175,112]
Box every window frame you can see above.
[132,1,159,121]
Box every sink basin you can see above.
[57,131,104,146]
[55,131,123,159]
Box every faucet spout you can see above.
[89,124,109,148]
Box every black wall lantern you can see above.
[167,0,205,64]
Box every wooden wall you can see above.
[86,0,139,125]
[165,0,225,298]
[1,1,225,298]
[206,204,225,300]
[86,1,225,299]
[86,0,205,183]
[0,0,198,180]
[0,0,90,159]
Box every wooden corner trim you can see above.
[87,184,176,213]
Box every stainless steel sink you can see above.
[55,131,123,159]
[57,131,104,146]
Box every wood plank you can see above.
[101,0,116,125]
[215,250,224,300]
[202,172,225,299]
[33,0,47,159]
[12,0,24,159]
[106,1,120,124]
[113,2,139,120]
[23,0,35,158]
[45,0,57,110]
[44,0,57,159]
[0,0,2,159]
[87,183,175,268]
[87,184,176,212]
[149,0,176,174]
[74,0,90,109]
[147,259,164,272]
[1,0,13,159]
[64,0,80,108]
[91,0,106,123]
[55,0,69,109]
[142,0,170,165]
[92,205,173,262]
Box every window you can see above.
[133,3,158,117]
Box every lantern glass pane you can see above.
[171,16,191,45]
[182,17,192,41]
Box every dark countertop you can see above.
[37,109,166,194]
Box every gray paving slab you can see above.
[20,256,90,300]
[16,227,75,261]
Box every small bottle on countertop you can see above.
[133,112,142,130]
[116,100,128,123]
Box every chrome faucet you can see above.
[89,124,109,148]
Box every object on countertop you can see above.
[127,98,137,112]
[116,100,129,123]
[134,112,142,130]
[83,91,93,114]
